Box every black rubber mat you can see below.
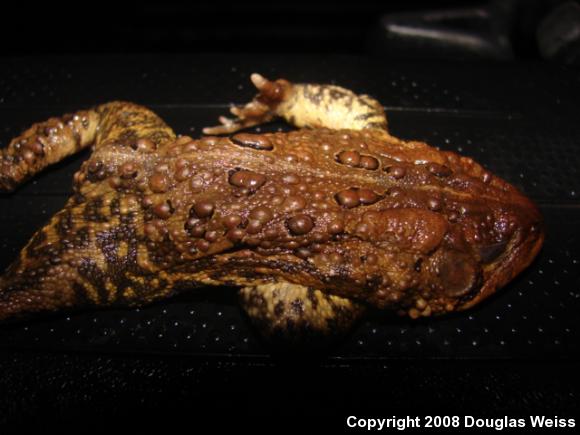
[0,55,578,425]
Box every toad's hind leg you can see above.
[203,73,389,135]
[0,101,175,192]
[0,102,177,322]
[239,282,365,344]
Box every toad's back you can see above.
[88,126,542,318]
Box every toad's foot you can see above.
[203,73,286,135]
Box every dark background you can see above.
[1,1,580,433]
[2,0,578,62]
[10,1,479,54]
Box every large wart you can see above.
[0,73,544,341]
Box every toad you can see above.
[0,74,544,341]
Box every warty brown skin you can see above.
[0,73,544,339]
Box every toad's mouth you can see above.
[456,223,545,312]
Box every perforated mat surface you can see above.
[0,55,578,425]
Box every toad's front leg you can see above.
[203,73,389,135]
[239,282,365,344]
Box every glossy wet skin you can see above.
[89,127,541,314]
[0,74,544,340]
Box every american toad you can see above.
[0,74,544,340]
